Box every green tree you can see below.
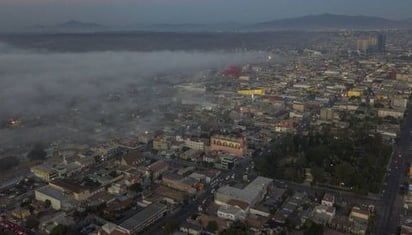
[45,199,51,208]
[164,220,179,234]
[220,221,250,235]
[27,144,47,161]
[373,102,384,108]
[50,224,68,235]
[108,171,119,178]
[0,156,20,171]
[306,145,330,166]
[207,220,218,233]
[25,217,40,229]
[304,220,323,235]
[128,183,143,193]
[335,162,355,184]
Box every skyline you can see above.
[1,0,412,31]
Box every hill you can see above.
[29,20,105,32]
[254,13,410,30]
[56,20,105,30]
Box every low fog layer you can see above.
[0,42,264,151]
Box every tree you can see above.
[373,102,385,108]
[255,125,392,194]
[27,144,47,161]
[311,166,325,183]
[45,199,51,208]
[306,145,330,166]
[335,162,355,185]
[207,220,218,233]
[304,220,323,235]
[164,220,179,234]
[25,217,40,229]
[0,156,20,171]
[128,183,143,193]
[220,221,250,235]
[50,224,68,235]
[108,171,119,178]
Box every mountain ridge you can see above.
[26,14,412,33]
[254,13,410,30]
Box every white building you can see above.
[214,176,272,208]
[35,185,73,210]
[311,205,336,224]
[217,205,247,221]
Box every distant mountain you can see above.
[29,21,240,32]
[29,20,106,32]
[56,20,105,29]
[24,14,412,33]
[404,18,412,23]
[127,22,244,32]
[254,13,411,30]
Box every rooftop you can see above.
[216,176,272,206]
[147,160,168,172]
[119,203,167,231]
[35,185,67,201]
[322,193,335,203]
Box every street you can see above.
[377,102,412,234]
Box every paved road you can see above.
[143,169,234,235]
[377,102,412,235]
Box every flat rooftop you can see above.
[119,202,167,231]
[35,185,67,201]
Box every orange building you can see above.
[210,135,247,157]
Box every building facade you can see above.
[210,135,247,157]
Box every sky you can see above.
[0,0,411,31]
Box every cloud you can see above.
[0,42,266,149]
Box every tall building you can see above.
[357,34,385,53]
[377,34,386,52]
[357,37,377,53]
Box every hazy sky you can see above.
[0,0,411,30]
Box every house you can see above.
[203,154,218,163]
[11,208,31,220]
[179,221,202,235]
[401,217,412,235]
[49,179,92,201]
[154,185,187,204]
[162,173,197,194]
[349,207,369,235]
[119,151,145,167]
[184,138,206,151]
[107,182,127,195]
[311,204,336,224]
[35,185,73,210]
[217,205,246,221]
[250,203,271,218]
[197,214,228,233]
[349,207,369,222]
[215,177,272,208]
[31,165,57,182]
[321,193,335,207]
[147,160,169,181]
[203,169,221,184]
[153,137,170,150]
[377,108,404,119]
[99,222,129,235]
